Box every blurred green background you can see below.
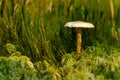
[0,0,120,62]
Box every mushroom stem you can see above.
[77,28,82,55]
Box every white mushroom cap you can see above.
[64,21,94,28]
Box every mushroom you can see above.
[64,21,94,55]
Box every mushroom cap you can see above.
[64,21,94,28]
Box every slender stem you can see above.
[77,28,82,55]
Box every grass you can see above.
[0,0,120,64]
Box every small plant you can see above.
[4,43,21,56]
[64,70,95,80]
[0,56,38,80]
[34,60,62,80]
[0,43,38,80]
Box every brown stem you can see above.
[77,28,82,55]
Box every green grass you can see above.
[0,0,120,62]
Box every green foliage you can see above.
[4,43,21,56]
[64,70,95,80]
[0,43,38,80]
[1,0,120,62]
[34,60,62,80]
[61,52,77,68]
[5,43,16,54]
[0,56,38,80]
[1,44,120,80]
[56,44,120,80]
